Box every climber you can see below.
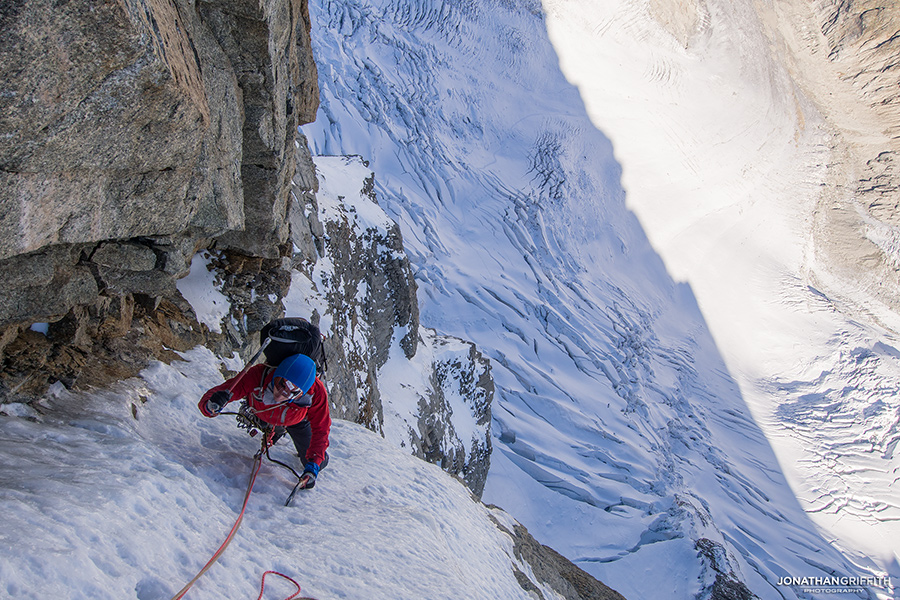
[198,353,331,489]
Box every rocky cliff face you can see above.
[755,0,900,319]
[0,0,317,397]
[286,151,494,496]
[488,507,628,600]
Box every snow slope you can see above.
[301,0,898,597]
[0,348,559,600]
[539,0,900,574]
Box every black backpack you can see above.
[260,317,328,375]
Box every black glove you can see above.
[206,390,232,415]
[300,462,319,489]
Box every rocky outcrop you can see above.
[415,333,494,495]
[695,539,757,600]
[820,1,899,139]
[488,507,628,600]
[287,153,419,429]
[0,0,318,398]
[287,152,493,496]
[813,2,900,316]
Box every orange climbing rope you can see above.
[256,571,302,600]
[170,434,311,600]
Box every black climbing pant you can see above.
[286,420,312,461]
[273,420,328,468]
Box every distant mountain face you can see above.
[756,0,900,325]
[302,0,898,597]
[538,0,900,586]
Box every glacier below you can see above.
[302,0,900,597]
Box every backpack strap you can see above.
[259,365,274,389]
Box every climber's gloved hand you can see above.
[206,390,232,416]
[300,462,320,489]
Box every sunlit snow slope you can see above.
[302,0,897,597]
[539,0,900,576]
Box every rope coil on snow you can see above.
[257,571,302,600]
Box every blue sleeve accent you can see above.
[304,462,320,476]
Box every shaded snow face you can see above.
[302,0,897,597]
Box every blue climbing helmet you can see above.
[272,353,316,398]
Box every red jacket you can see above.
[198,364,331,465]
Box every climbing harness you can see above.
[232,401,271,437]
[222,403,308,505]
[170,413,313,600]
